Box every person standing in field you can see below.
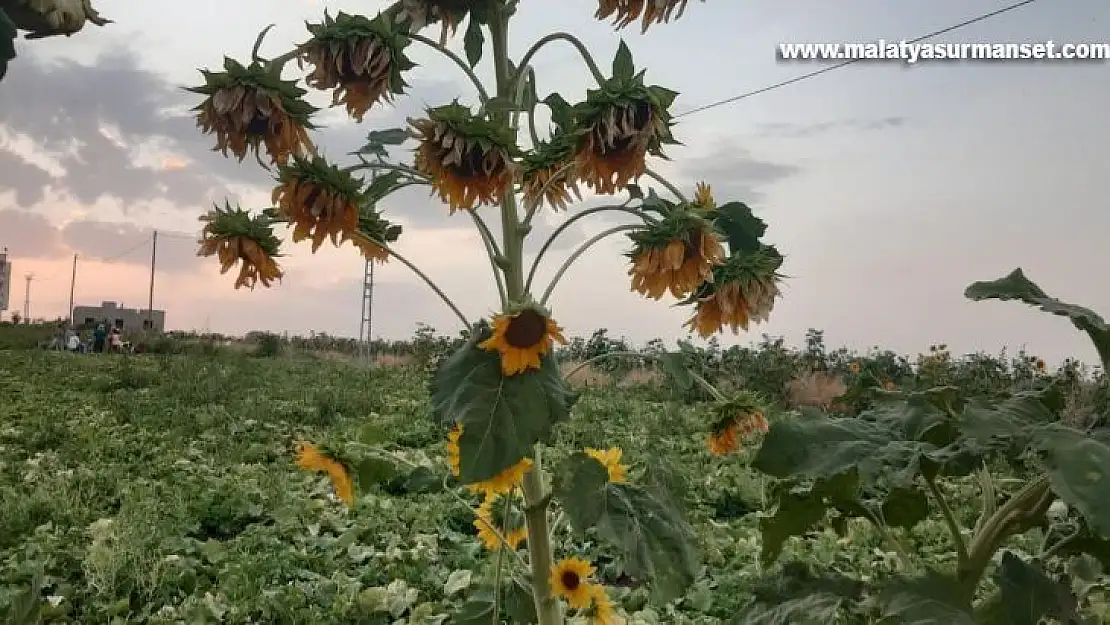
[93,324,107,353]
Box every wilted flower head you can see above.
[188,57,317,165]
[521,132,582,212]
[410,102,520,212]
[299,10,416,122]
[3,0,112,39]
[681,247,784,338]
[626,201,725,300]
[271,155,364,252]
[707,392,768,456]
[353,205,402,263]
[595,0,698,33]
[197,202,284,290]
[391,0,476,44]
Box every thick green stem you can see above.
[406,33,491,104]
[923,473,969,572]
[490,8,561,625]
[645,167,687,203]
[467,211,508,306]
[515,32,606,89]
[539,224,644,306]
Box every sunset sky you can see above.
[1,0,1107,365]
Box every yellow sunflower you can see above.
[197,203,284,290]
[550,557,596,609]
[585,447,628,483]
[300,11,414,122]
[409,103,518,212]
[446,424,462,476]
[595,0,694,33]
[627,220,725,300]
[294,441,355,506]
[447,424,534,497]
[272,156,362,252]
[479,304,568,376]
[188,58,317,165]
[583,585,624,625]
[849,362,861,374]
[473,489,528,551]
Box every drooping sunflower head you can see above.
[550,557,597,610]
[681,246,784,338]
[474,489,528,551]
[3,0,112,39]
[197,202,284,290]
[521,131,582,212]
[584,447,628,483]
[353,203,402,263]
[572,74,678,195]
[299,11,416,122]
[707,391,768,456]
[391,0,476,44]
[409,102,520,213]
[595,0,698,33]
[293,441,355,506]
[187,57,317,164]
[271,155,365,252]
[626,204,725,300]
[478,301,568,376]
[582,585,623,625]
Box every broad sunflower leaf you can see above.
[732,594,845,625]
[612,39,635,81]
[463,15,483,67]
[0,8,16,82]
[554,453,699,602]
[1034,424,1110,536]
[965,268,1110,373]
[712,201,767,254]
[429,324,573,484]
[732,563,862,625]
[877,573,976,625]
[656,351,694,394]
[988,551,1076,625]
[452,591,496,625]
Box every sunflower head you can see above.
[409,102,520,212]
[299,11,416,122]
[584,447,628,483]
[478,301,568,376]
[849,361,861,374]
[271,155,366,252]
[595,0,697,33]
[445,424,463,476]
[198,202,284,289]
[474,489,528,551]
[550,557,597,609]
[448,424,534,496]
[707,391,768,456]
[3,0,112,39]
[187,56,317,164]
[354,203,402,263]
[521,131,583,212]
[391,0,477,44]
[680,246,784,338]
[626,202,725,300]
[582,585,623,625]
[293,441,355,506]
[571,56,678,195]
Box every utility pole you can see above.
[23,273,32,322]
[358,170,378,365]
[147,230,157,330]
[67,254,77,327]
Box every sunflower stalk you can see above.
[515,32,607,91]
[540,224,646,306]
[405,32,491,104]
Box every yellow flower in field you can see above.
[294,442,355,506]
[627,213,725,301]
[479,304,567,376]
[473,490,528,552]
[446,424,462,477]
[550,557,596,609]
[849,362,861,374]
[197,204,284,290]
[447,424,534,497]
[272,156,363,253]
[595,0,694,33]
[583,585,624,625]
[585,447,628,483]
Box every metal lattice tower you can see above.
[358,258,375,364]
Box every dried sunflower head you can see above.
[391,0,479,44]
[3,0,112,39]
[680,246,785,338]
[409,101,520,212]
[188,57,317,165]
[299,10,416,122]
[271,155,365,252]
[595,0,700,33]
[706,391,768,456]
[197,201,284,290]
[626,201,725,300]
[521,131,582,212]
[353,203,402,263]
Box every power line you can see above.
[675,0,1040,118]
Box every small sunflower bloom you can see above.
[188,57,317,165]
[197,203,284,290]
[272,156,365,252]
[627,208,725,300]
[410,102,519,212]
[707,392,768,456]
[479,303,568,376]
[294,441,355,506]
[585,447,628,483]
[583,585,624,625]
[595,0,697,33]
[550,557,597,609]
[446,424,462,476]
[682,248,784,338]
[849,362,861,374]
[473,489,528,551]
[299,11,415,122]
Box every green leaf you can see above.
[463,16,484,68]
[503,578,538,624]
[881,486,930,529]
[732,564,862,625]
[365,128,410,146]
[555,453,699,602]
[712,201,767,254]
[452,594,495,625]
[483,95,525,114]
[965,268,1110,372]
[759,488,829,565]
[993,551,1076,625]
[878,574,976,624]
[443,570,472,597]
[429,325,573,484]
[353,454,400,488]
[612,39,635,80]
[657,351,694,394]
[0,8,16,82]
[1035,424,1110,536]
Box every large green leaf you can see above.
[429,325,573,484]
[462,15,483,67]
[965,268,1110,372]
[877,574,976,625]
[0,8,16,82]
[1035,424,1110,536]
[957,391,1056,456]
[991,551,1076,625]
[733,595,844,625]
[732,564,862,625]
[711,201,767,254]
[555,453,699,602]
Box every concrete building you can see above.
[0,250,10,312]
[73,301,166,333]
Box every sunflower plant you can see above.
[190,2,780,623]
[0,0,111,81]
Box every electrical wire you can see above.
[674,0,1040,118]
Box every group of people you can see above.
[54,323,127,353]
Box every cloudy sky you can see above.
[0,0,1107,364]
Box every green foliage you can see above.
[0,7,14,81]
